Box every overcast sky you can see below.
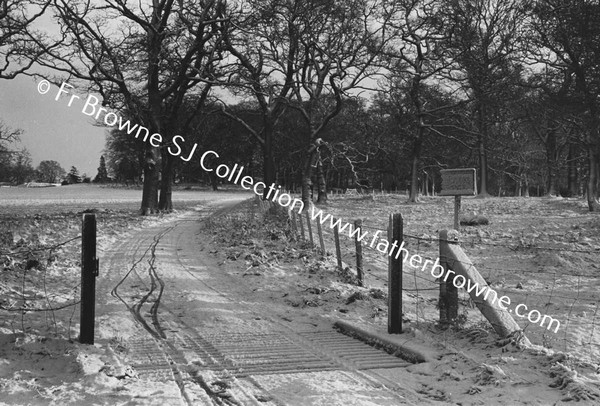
[0,5,377,179]
[0,75,106,177]
[0,7,106,178]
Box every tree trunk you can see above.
[408,57,425,203]
[316,157,327,203]
[587,146,600,211]
[477,103,490,197]
[158,151,174,212]
[424,172,430,196]
[567,143,578,197]
[409,151,421,202]
[301,142,320,206]
[301,173,312,205]
[139,146,159,215]
[262,125,276,200]
[209,172,218,191]
[546,129,558,196]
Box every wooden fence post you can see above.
[354,219,364,286]
[290,210,298,240]
[439,230,458,324]
[298,210,306,241]
[305,210,314,246]
[80,214,98,344]
[316,220,325,255]
[333,218,343,269]
[388,214,403,334]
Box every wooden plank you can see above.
[439,230,527,339]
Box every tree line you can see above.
[0,121,104,185]
[1,0,599,212]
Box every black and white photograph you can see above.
[1,0,600,404]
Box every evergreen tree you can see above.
[94,155,109,183]
[67,166,81,184]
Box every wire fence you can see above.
[259,194,600,363]
[0,232,82,340]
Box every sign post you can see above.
[439,169,476,230]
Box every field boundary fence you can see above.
[0,215,97,343]
[256,194,600,361]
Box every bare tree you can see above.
[289,0,393,204]
[378,0,453,203]
[219,0,392,204]
[519,71,582,197]
[1,1,52,184]
[0,119,21,144]
[217,0,301,198]
[527,0,600,211]
[9,148,34,184]
[34,0,228,214]
[0,120,23,182]
[443,0,526,197]
[36,159,65,183]
[0,0,52,78]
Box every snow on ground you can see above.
[317,194,600,363]
[1,188,600,404]
[204,196,600,404]
[0,186,250,405]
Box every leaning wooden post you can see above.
[333,218,343,269]
[388,214,403,334]
[80,214,98,345]
[316,220,326,255]
[439,230,458,324]
[441,229,529,340]
[305,209,314,246]
[354,219,364,286]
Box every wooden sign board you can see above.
[439,168,477,196]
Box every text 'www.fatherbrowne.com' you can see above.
[308,205,561,334]
[36,79,561,334]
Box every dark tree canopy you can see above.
[36,160,65,183]
[0,0,596,210]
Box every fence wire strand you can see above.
[1,233,82,337]
[276,200,600,360]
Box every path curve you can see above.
[96,195,422,405]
